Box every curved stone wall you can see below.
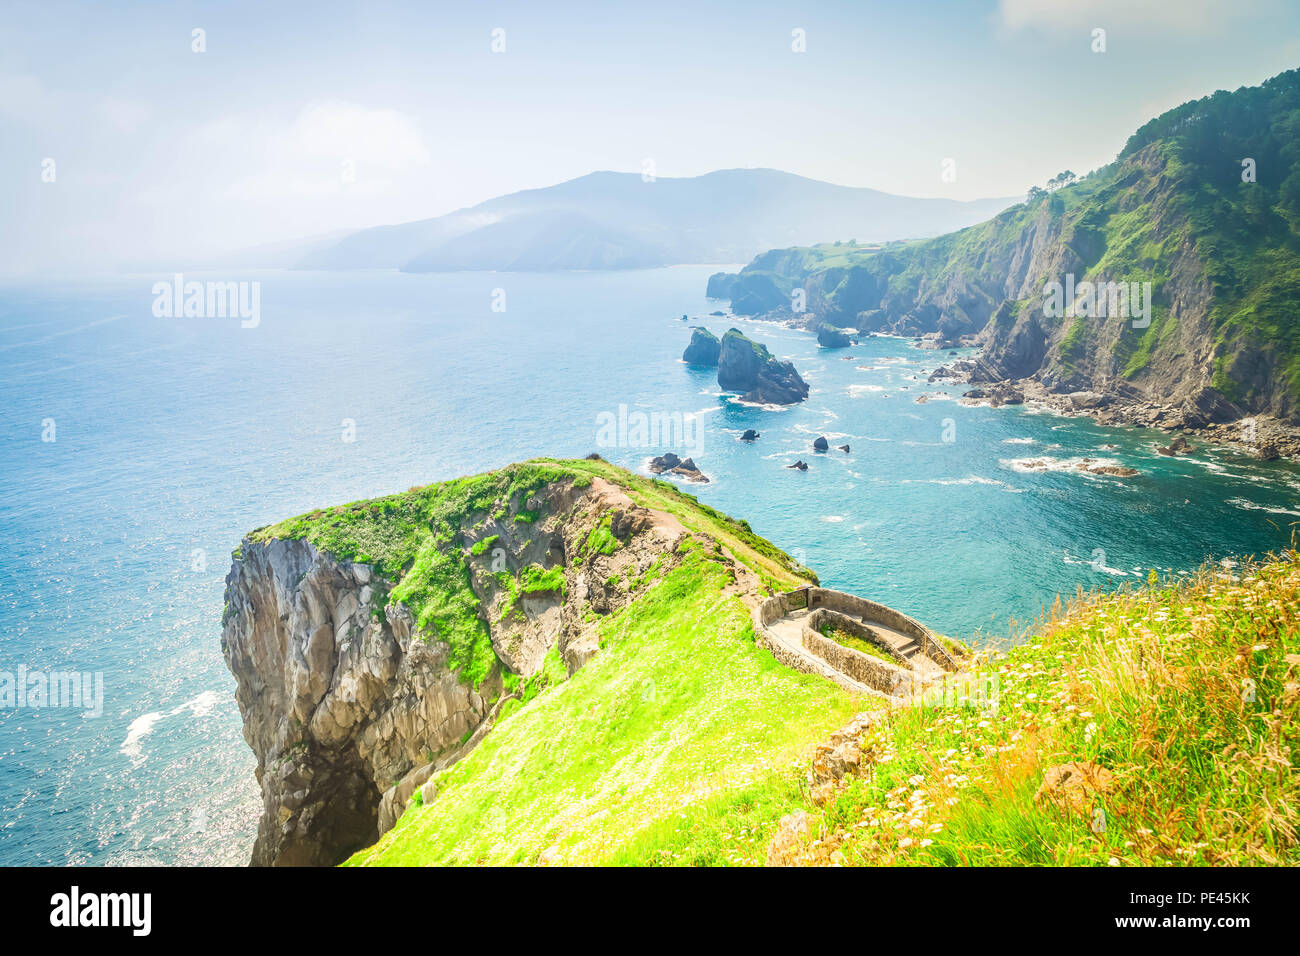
[806,588,955,671]
[800,625,913,696]
[754,587,956,699]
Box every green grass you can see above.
[638,555,1300,866]
[346,549,862,866]
[820,625,901,665]
[249,463,590,688]
[519,563,565,596]
[577,513,621,561]
[718,68,1300,411]
[530,457,817,594]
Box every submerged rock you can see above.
[1155,435,1193,456]
[740,429,760,442]
[1254,441,1282,461]
[1077,458,1139,477]
[838,444,850,453]
[788,460,809,471]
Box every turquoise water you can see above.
[1,266,1297,865]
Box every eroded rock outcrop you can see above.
[816,323,852,348]
[223,473,690,866]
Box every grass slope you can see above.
[347,547,860,865]
[639,558,1300,866]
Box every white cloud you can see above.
[217,100,433,201]
[998,0,1231,33]
[101,97,151,133]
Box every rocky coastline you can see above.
[927,360,1300,460]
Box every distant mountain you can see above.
[292,169,1017,272]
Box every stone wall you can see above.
[807,588,955,671]
[807,607,905,664]
[800,624,913,697]
[806,588,927,639]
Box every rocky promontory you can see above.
[222,462,698,866]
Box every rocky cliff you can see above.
[705,69,1300,451]
[222,462,713,865]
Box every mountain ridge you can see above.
[289,168,1017,272]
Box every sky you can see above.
[3,0,1299,273]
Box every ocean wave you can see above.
[1001,455,1136,479]
[120,712,165,763]
[1227,497,1300,517]
[1062,552,1132,576]
[119,690,227,764]
[897,475,1024,492]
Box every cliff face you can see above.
[222,464,700,865]
[222,540,496,866]
[707,69,1300,435]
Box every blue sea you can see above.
[2,265,1298,865]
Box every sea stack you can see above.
[682,327,721,366]
[816,323,853,348]
[716,328,809,405]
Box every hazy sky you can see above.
[3,0,1299,272]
